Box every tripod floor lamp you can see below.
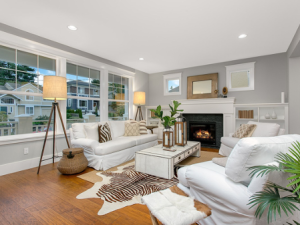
[37,76,70,174]
[133,91,145,121]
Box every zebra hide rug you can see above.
[76,161,178,215]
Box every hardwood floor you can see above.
[0,149,216,224]
[0,163,156,225]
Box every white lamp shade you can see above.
[43,76,67,100]
[133,92,146,105]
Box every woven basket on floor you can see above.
[57,148,88,175]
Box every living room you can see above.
[0,1,300,225]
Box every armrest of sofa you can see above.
[185,165,256,215]
[71,138,99,155]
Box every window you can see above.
[25,89,34,101]
[0,45,55,136]
[163,73,182,96]
[0,45,56,91]
[226,62,255,92]
[108,73,129,121]
[25,106,34,115]
[1,97,14,104]
[66,62,101,128]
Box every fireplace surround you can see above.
[183,114,223,148]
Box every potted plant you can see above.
[150,100,183,128]
[248,141,300,224]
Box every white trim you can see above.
[0,151,63,176]
[0,131,68,146]
[226,62,255,92]
[163,73,182,96]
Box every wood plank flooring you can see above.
[0,149,216,224]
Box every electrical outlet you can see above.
[24,148,29,155]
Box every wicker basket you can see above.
[57,148,88,175]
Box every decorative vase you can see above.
[271,110,277,119]
[265,113,270,119]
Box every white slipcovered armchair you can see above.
[178,134,300,225]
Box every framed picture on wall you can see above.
[225,62,255,92]
[163,73,182,96]
[187,73,218,99]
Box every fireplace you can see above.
[189,122,216,146]
[182,114,223,148]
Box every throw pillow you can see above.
[124,122,140,136]
[129,119,148,135]
[84,124,99,141]
[212,157,228,167]
[232,124,257,138]
[98,122,112,143]
[139,120,148,135]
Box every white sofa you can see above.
[219,121,285,156]
[69,121,158,171]
[178,134,300,225]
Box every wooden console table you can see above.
[135,141,200,179]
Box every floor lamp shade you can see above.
[133,92,146,105]
[43,76,67,100]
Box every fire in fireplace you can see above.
[189,121,216,146]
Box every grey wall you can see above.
[0,136,68,166]
[288,25,300,58]
[288,57,300,134]
[133,70,149,120]
[148,53,288,106]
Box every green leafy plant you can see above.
[150,100,183,128]
[248,141,300,224]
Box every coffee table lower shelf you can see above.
[135,141,200,179]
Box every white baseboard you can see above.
[0,152,63,176]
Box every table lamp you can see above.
[37,76,70,174]
[133,91,145,121]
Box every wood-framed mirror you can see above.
[187,73,218,99]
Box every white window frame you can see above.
[163,73,182,96]
[226,62,255,92]
[25,89,34,101]
[67,99,72,107]
[25,105,34,115]
[1,97,14,104]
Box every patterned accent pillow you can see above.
[129,119,148,135]
[98,122,112,143]
[139,120,148,135]
[124,122,140,136]
[232,124,257,138]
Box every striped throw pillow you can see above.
[98,122,112,143]
[129,119,147,135]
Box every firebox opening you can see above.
[189,122,217,147]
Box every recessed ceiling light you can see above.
[68,25,77,31]
[139,58,144,61]
[238,34,247,39]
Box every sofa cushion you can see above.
[109,121,126,139]
[118,134,158,145]
[212,157,228,167]
[220,137,240,148]
[84,124,99,141]
[94,138,136,155]
[72,122,106,139]
[247,121,280,137]
[225,134,300,185]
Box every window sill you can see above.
[0,131,70,146]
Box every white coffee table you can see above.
[135,141,200,179]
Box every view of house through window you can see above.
[66,63,101,128]
[108,73,129,120]
[0,45,55,136]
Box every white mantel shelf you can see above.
[177,97,236,105]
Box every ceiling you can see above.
[0,0,299,74]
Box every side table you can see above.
[146,125,158,134]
